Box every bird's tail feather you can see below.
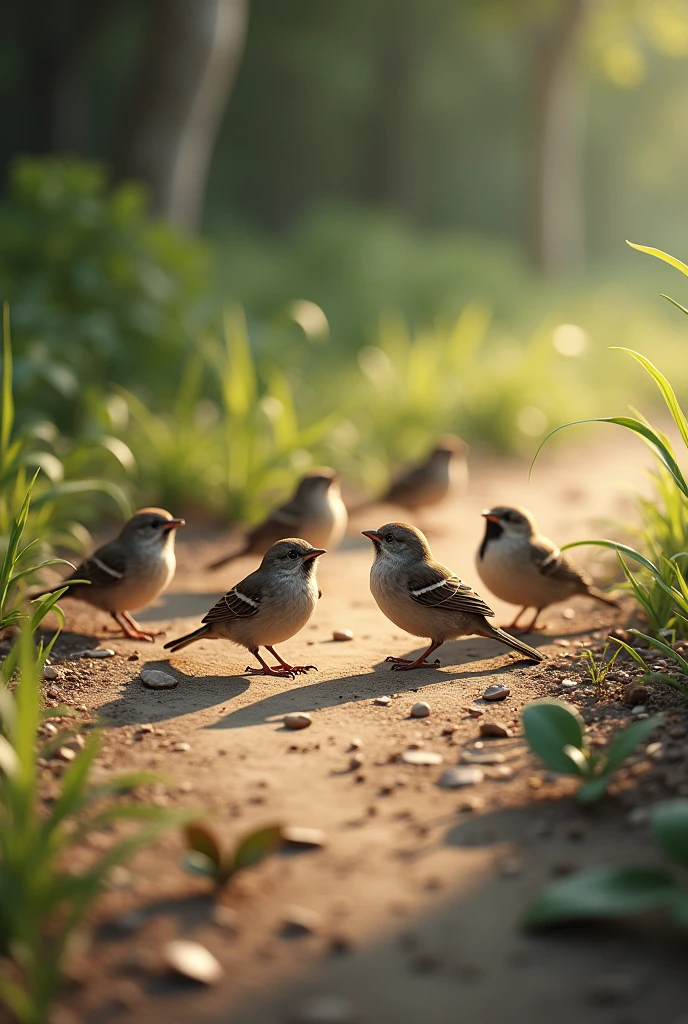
[485,624,543,662]
[163,625,211,652]
[587,587,620,608]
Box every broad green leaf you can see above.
[604,715,663,774]
[651,800,688,869]
[562,744,590,775]
[577,775,610,804]
[230,825,282,874]
[521,700,586,775]
[184,823,223,870]
[627,240,688,278]
[523,867,676,929]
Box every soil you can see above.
[26,434,688,1024]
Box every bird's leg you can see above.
[111,611,155,642]
[504,606,527,630]
[265,645,317,675]
[386,641,443,671]
[122,609,168,639]
[245,649,296,679]
[513,608,544,634]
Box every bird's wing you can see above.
[530,538,592,588]
[408,560,495,618]
[202,572,263,625]
[384,464,425,503]
[67,540,128,590]
[247,499,303,547]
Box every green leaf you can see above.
[651,800,688,869]
[661,293,688,317]
[608,347,688,451]
[230,825,282,875]
[608,636,649,670]
[577,775,610,804]
[604,715,663,774]
[523,867,676,929]
[184,823,222,870]
[561,538,659,576]
[183,851,219,879]
[521,700,587,775]
[628,630,688,675]
[627,240,688,278]
[0,970,32,1022]
[1,302,14,472]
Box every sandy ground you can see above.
[27,433,688,1024]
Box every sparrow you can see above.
[353,435,468,516]
[31,508,185,641]
[476,505,619,633]
[362,522,542,670]
[209,468,347,569]
[165,538,325,677]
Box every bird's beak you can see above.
[362,529,380,542]
[303,548,326,561]
[163,518,186,531]
[481,512,500,524]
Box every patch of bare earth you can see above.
[29,437,688,1024]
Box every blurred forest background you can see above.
[2,0,688,536]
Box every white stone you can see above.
[165,940,223,985]
[410,701,431,718]
[438,766,484,788]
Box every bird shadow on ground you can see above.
[95,662,251,728]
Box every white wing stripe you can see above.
[411,577,459,597]
[92,556,123,580]
[232,588,259,607]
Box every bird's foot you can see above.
[277,663,317,675]
[385,655,441,671]
[245,664,296,679]
[118,627,156,642]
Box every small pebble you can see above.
[56,747,77,762]
[479,721,512,739]
[627,807,649,826]
[348,738,363,750]
[287,995,357,1024]
[438,766,484,788]
[461,751,506,765]
[411,702,431,719]
[212,905,240,933]
[401,750,443,766]
[560,679,577,691]
[631,705,647,716]
[164,940,223,985]
[465,705,485,717]
[562,608,575,620]
[43,666,59,681]
[284,713,312,730]
[668,725,688,739]
[141,668,178,690]
[458,795,484,812]
[281,826,327,849]
[349,754,365,770]
[645,741,663,760]
[374,696,392,706]
[280,905,323,937]
[332,629,354,642]
[173,742,191,752]
[82,649,115,659]
[623,683,650,706]
[483,684,510,702]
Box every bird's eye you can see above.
[288,550,299,560]
[384,533,395,543]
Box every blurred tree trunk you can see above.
[116,0,248,232]
[528,0,587,275]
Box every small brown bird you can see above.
[31,508,185,641]
[354,435,468,516]
[362,522,542,670]
[209,468,347,570]
[166,538,324,678]
[476,505,619,633]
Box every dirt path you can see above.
[43,433,688,1024]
